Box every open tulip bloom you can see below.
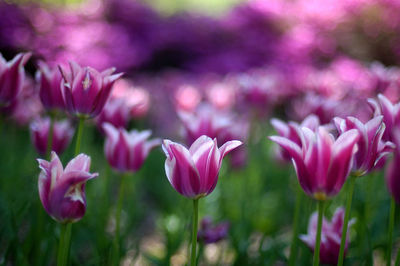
[37,152,97,266]
[270,126,359,266]
[59,61,123,118]
[162,135,242,266]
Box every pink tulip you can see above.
[59,61,123,117]
[178,104,234,145]
[102,122,160,172]
[36,61,65,111]
[37,152,98,223]
[300,207,355,265]
[368,94,400,143]
[30,117,74,156]
[271,114,321,162]
[162,135,242,199]
[96,98,130,131]
[270,127,359,200]
[334,116,395,176]
[0,52,31,106]
[174,85,202,112]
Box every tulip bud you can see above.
[0,52,31,106]
[36,61,65,111]
[102,122,160,172]
[162,135,242,199]
[30,117,74,156]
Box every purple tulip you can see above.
[300,207,355,265]
[102,122,160,173]
[162,135,242,199]
[36,61,65,111]
[178,104,234,145]
[96,98,130,131]
[386,153,400,204]
[271,114,321,162]
[0,52,31,106]
[37,152,98,223]
[58,61,123,118]
[30,117,74,156]
[269,127,359,200]
[334,116,395,176]
[368,94,400,142]
[197,217,229,244]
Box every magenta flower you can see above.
[37,152,98,223]
[36,61,65,111]
[197,217,230,244]
[386,153,400,204]
[334,116,395,176]
[271,114,321,162]
[300,207,355,265]
[368,94,400,142]
[102,122,160,173]
[96,98,130,131]
[270,127,359,200]
[162,135,242,199]
[30,117,74,156]
[0,52,31,106]
[178,104,234,145]
[59,61,123,118]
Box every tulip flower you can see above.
[59,61,123,118]
[37,152,98,223]
[96,98,130,131]
[0,52,31,106]
[300,207,355,265]
[162,135,242,199]
[36,61,65,111]
[30,117,74,156]
[102,122,160,173]
[271,114,321,162]
[334,116,395,176]
[269,126,359,200]
[178,104,234,145]
[368,94,400,143]
[197,217,229,244]
[163,135,242,266]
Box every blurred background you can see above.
[1,0,400,265]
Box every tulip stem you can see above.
[74,117,85,156]
[113,173,127,265]
[289,183,303,266]
[313,200,324,266]
[191,199,199,266]
[46,114,55,159]
[57,222,72,266]
[338,175,356,266]
[387,197,396,266]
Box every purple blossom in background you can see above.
[197,217,229,244]
[300,207,355,265]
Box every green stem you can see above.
[395,245,400,266]
[337,175,356,266]
[191,199,199,266]
[74,117,85,156]
[46,114,55,159]
[113,173,128,266]
[57,223,72,266]
[387,197,396,266]
[289,183,303,266]
[313,200,324,266]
